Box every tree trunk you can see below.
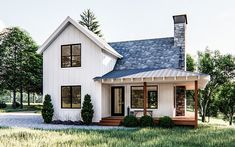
[33,93,35,103]
[201,98,210,122]
[201,104,207,122]
[202,113,206,122]
[229,113,233,125]
[27,90,30,106]
[20,85,23,109]
[208,108,210,122]
[12,90,16,109]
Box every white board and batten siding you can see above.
[43,23,117,122]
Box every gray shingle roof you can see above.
[108,37,181,70]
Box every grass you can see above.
[0,124,234,147]
[0,103,42,113]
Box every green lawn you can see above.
[0,124,234,147]
[0,104,42,113]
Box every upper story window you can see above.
[61,44,81,68]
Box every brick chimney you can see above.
[173,14,187,70]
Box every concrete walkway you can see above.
[0,112,126,130]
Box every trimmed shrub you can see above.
[12,101,20,108]
[42,94,54,123]
[81,94,94,125]
[123,115,138,127]
[139,115,154,127]
[159,116,174,128]
[0,101,7,109]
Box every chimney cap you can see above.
[173,14,187,24]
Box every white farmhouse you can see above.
[38,15,210,127]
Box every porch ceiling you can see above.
[95,68,210,90]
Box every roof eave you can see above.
[37,16,123,58]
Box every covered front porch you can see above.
[96,69,210,128]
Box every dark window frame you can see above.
[61,85,81,109]
[131,85,158,109]
[61,44,81,68]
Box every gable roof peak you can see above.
[37,16,122,58]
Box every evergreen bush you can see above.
[123,115,138,127]
[12,101,20,108]
[81,94,94,125]
[159,116,174,128]
[0,101,7,108]
[41,94,54,123]
[139,115,154,127]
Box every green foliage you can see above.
[0,27,42,108]
[198,49,235,122]
[159,116,174,128]
[186,54,195,108]
[81,94,94,125]
[0,104,42,113]
[0,101,7,109]
[79,9,103,37]
[186,54,195,72]
[139,115,154,127]
[42,94,54,123]
[217,82,235,125]
[123,115,138,127]
[206,100,219,117]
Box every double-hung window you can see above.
[61,44,81,68]
[61,86,81,108]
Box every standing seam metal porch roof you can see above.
[122,68,209,79]
[94,68,210,89]
[94,68,209,80]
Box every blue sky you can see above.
[0,0,235,55]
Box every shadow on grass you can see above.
[0,104,42,113]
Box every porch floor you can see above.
[99,116,196,126]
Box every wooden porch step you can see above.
[101,116,124,120]
[100,116,195,126]
[100,119,122,123]
[173,119,195,126]
[99,122,121,126]
[99,117,123,126]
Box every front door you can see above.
[111,87,125,116]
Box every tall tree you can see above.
[186,54,195,72]
[186,54,195,109]
[79,9,103,37]
[218,82,235,125]
[0,27,41,108]
[0,27,22,108]
[198,49,235,122]
[23,45,42,106]
[0,29,7,93]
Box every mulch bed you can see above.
[51,120,99,126]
